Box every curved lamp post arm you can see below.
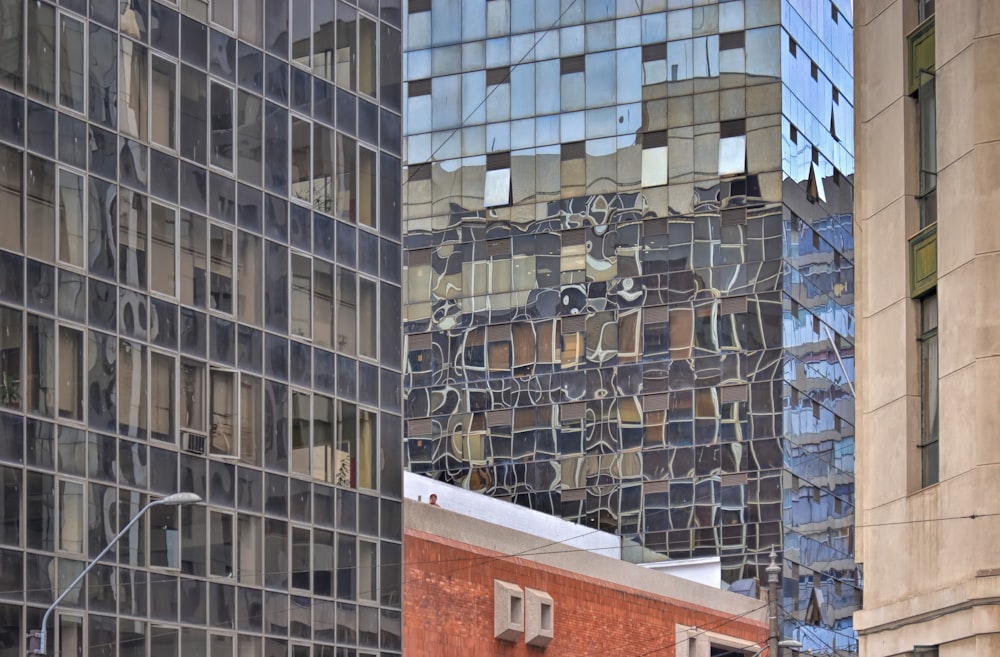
[31,492,201,656]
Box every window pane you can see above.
[291,527,310,590]
[291,117,311,203]
[313,394,334,482]
[313,261,334,349]
[0,0,23,92]
[239,375,262,465]
[238,91,263,185]
[0,307,21,411]
[26,315,55,418]
[150,504,179,568]
[58,327,83,421]
[180,211,207,307]
[26,470,55,551]
[26,155,56,262]
[237,513,261,585]
[336,268,356,355]
[60,15,85,111]
[291,254,311,339]
[58,170,86,268]
[291,0,310,68]
[336,401,355,487]
[357,278,375,359]
[358,17,376,97]
[181,361,206,431]
[27,1,55,103]
[312,124,334,213]
[180,65,208,163]
[211,82,234,170]
[357,147,376,227]
[210,225,234,313]
[238,231,263,326]
[313,0,334,81]
[119,190,149,290]
[0,145,21,253]
[335,2,356,91]
[291,390,310,475]
[59,480,84,554]
[335,134,355,221]
[357,409,375,489]
[238,0,263,46]
[358,540,375,601]
[120,39,149,140]
[210,370,235,455]
[151,203,177,297]
[119,341,148,440]
[150,352,175,442]
[151,57,177,149]
[210,511,234,578]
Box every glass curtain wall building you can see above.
[0,1,404,657]
[401,0,856,649]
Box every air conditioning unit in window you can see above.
[181,431,207,455]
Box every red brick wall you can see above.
[405,528,768,657]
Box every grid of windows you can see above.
[401,0,857,649]
[0,0,403,656]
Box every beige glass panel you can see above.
[57,327,83,421]
[237,0,263,46]
[358,147,376,227]
[239,375,262,465]
[58,170,86,267]
[237,232,262,326]
[150,352,175,441]
[59,480,84,553]
[358,16,376,97]
[236,514,262,585]
[180,361,205,431]
[335,2,356,91]
[0,146,21,252]
[25,156,55,262]
[150,57,176,150]
[210,370,236,455]
[120,39,148,140]
[357,409,376,489]
[358,540,376,601]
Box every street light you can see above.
[748,640,804,657]
[28,492,203,656]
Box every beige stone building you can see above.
[854,0,1000,655]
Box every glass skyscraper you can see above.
[0,1,403,657]
[402,0,856,649]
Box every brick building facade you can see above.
[404,500,767,657]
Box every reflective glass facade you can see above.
[0,1,404,656]
[401,0,856,649]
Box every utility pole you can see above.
[766,547,781,657]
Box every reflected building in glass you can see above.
[402,0,856,649]
[0,1,404,657]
